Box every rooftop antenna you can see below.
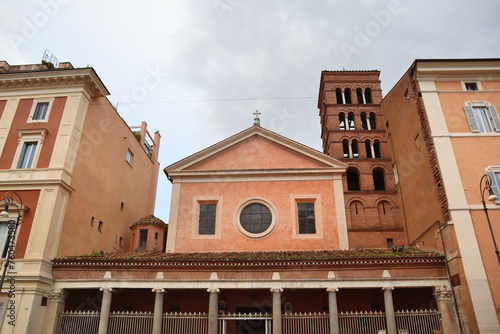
[253,110,261,126]
[41,50,59,69]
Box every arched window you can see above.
[347,112,355,130]
[374,140,381,158]
[365,139,372,158]
[347,168,360,190]
[342,139,349,158]
[365,88,372,103]
[377,200,392,227]
[339,113,346,130]
[344,88,352,104]
[361,112,368,130]
[350,201,366,228]
[356,88,364,104]
[352,139,359,158]
[369,112,376,130]
[373,168,385,190]
[336,88,343,104]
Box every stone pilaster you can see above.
[152,288,165,334]
[98,288,113,334]
[434,285,460,334]
[382,287,396,334]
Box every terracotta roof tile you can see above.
[130,215,167,229]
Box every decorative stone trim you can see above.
[434,285,452,301]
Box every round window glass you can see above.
[239,203,272,234]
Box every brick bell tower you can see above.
[318,70,405,248]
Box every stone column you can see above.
[208,288,219,334]
[382,287,397,334]
[327,288,339,334]
[271,288,283,334]
[348,142,353,158]
[152,288,165,334]
[98,288,113,334]
[41,289,67,334]
[434,286,460,334]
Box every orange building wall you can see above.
[381,72,445,251]
[0,97,65,169]
[173,179,340,253]
[58,97,160,256]
[433,81,500,325]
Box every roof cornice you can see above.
[0,68,109,97]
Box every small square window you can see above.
[17,142,38,169]
[32,102,49,120]
[28,99,53,123]
[126,149,133,165]
[465,83,478,91]
[387,238,394,248]
[98,221,103,232]
[90,216,95,225]
[120,202,124,211]
[119,237,123,247]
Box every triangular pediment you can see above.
[164,126,347,176]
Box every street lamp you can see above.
[479,174,500,265]
[0,191,23,291]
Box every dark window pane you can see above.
[239,203,272,234]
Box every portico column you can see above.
[208,288,219,334]
[271,288,283,334]
[98,288,113,334]
[434,286,460,334]
[327,288,339,334]
[152,288,165,334]
[382,287,396,334]
[41,289,67,334]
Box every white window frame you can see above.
[126,149,133,165]
[290,194,323,239]
[486,168,500,205]
[464,102,500,133]
[27,98,54,123]
[11,129,47,169]
[191,196,223,239]
[461,81,483,91]
[233,197,278,240]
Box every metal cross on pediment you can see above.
[253,110,261,126]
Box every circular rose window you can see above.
[234,198,278,239]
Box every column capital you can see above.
[47,289,67,303]
[434,285,452,301]
[99,287,113,293]
[207,288,220,294]
[270,288,283,293]
[382,287,394,292]
[326,287,339,293]
[152,288,165,293]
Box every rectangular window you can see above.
[119,237,123,247]
[487,170,500,204]
[98,221,103,231]
[138,229,148,252]
[465,83,478,91]
[32,102,49,120]
[126,149,133,165]
[90,216,95,225]
[464,105,500,133]
[199,204,216,235]
[0,223,11,258]
[17,142,38,169]
[298,203,316,234]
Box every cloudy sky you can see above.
[1,0,499,222]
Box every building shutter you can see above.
[486,171,500,203]
[464,106,479,132]
[488,106,500,132]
